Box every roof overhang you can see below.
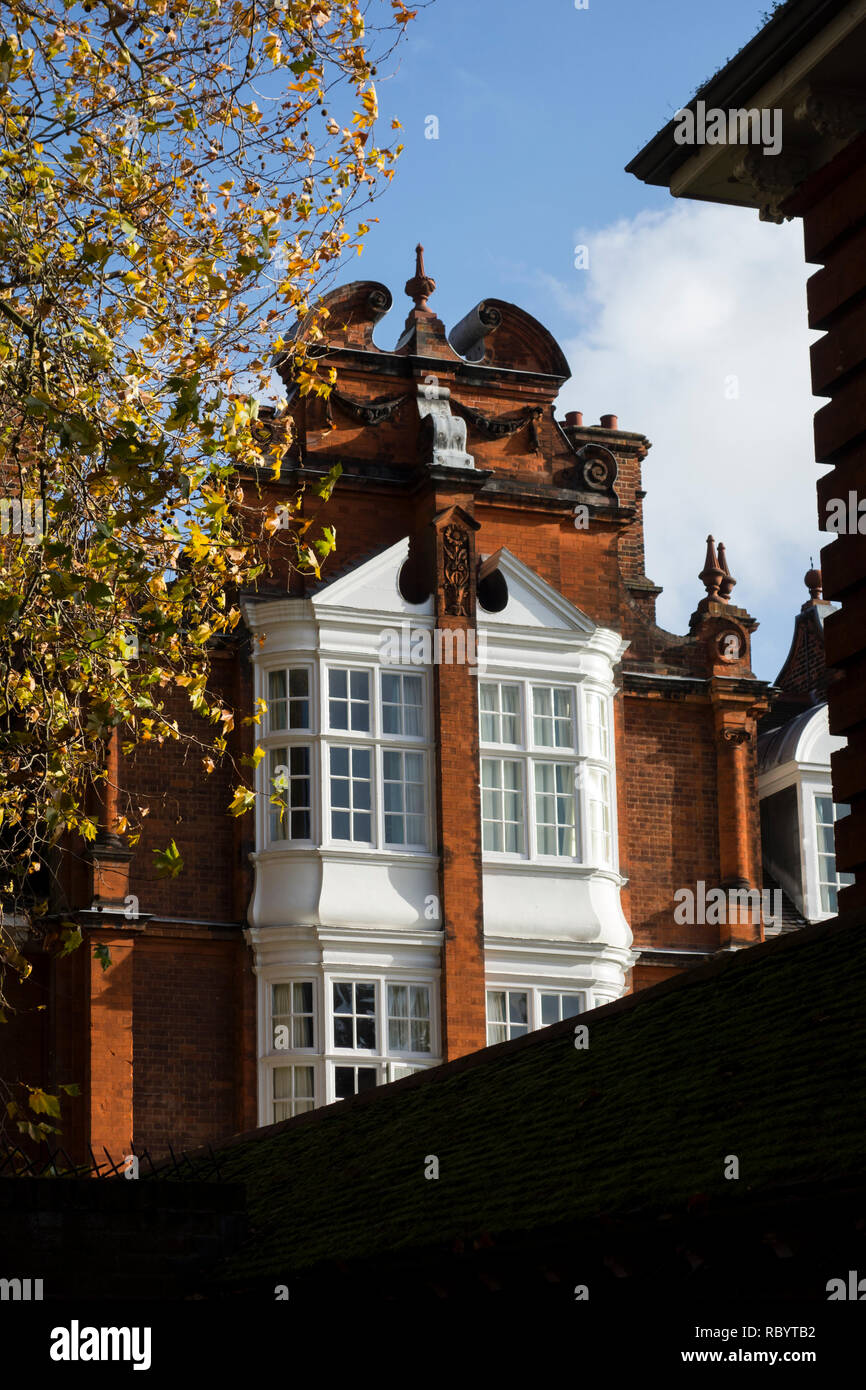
[627,0,866,219]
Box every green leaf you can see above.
[28,1088,62,1118]
[154,839,183,879]
[93,942,112,971]
[58,925,83,957]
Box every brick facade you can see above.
[9,259,773,1160]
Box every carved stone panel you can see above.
[442,524,472,617]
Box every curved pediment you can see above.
[305,280,394,351]
[449,299,571,378]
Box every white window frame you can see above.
[485,987,530,1044]
[261,662,317,848]
[327,664,373,736]
[478,677,616,868]
[267,744,313,844]
[479,680,523,747]
[486,982,589,1045]
[814,794,853,916]
[258,658,434,858]
[481,755,526,854]
[270,979,317,1055]
[322,663,433,854]
[386,982,433,1057]
[272,1063,317,1120]
[331,978,379,1053]
[267,665,314,736]
[327,742,375,846]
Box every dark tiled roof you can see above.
[763,868,808,932]
[205,916,864,1288]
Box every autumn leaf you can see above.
[153,841,184,879]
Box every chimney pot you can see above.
[600,414,618,431]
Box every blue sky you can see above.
[330,0,823,687]
[359,0,776,336]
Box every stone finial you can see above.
[717,542,736,601]
[804,564,823,602]
[699,535,724,599]
[405,243,436,311]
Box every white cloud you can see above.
[551,201,823,683]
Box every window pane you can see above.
[273,983,290,1017]
[356,984,375,1014]
[335,1066,354,1099]
[487,990,505,1023]
[295,1066,314,1101]
[268,671,288,730]
[382,672,400,704]
[330,746,349,777]
[356,1017,376,1050]
[509,993,528,1024]
[334,1017,353,1047]
[333,983,353,1013]
[502,686,519,715]
[293,1016,314,1048]
[541,993,559,1026]
[273,1067,291,1101]
[288,668,310,729]
[404,676,424,736]
[411,1020,431,1052]
[389,1018,409,1050]
[357,1068,377,1092]
[389,984,407,1014]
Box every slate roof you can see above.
[197,914,864,1292]
[763,868,808,933]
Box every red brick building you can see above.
[9,252,775,1162]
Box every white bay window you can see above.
[262,971,438,1120]
[478,678,615,867]
[261,661,432,854]
[486,986,586,1045]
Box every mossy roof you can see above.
[206,915,865,1285]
